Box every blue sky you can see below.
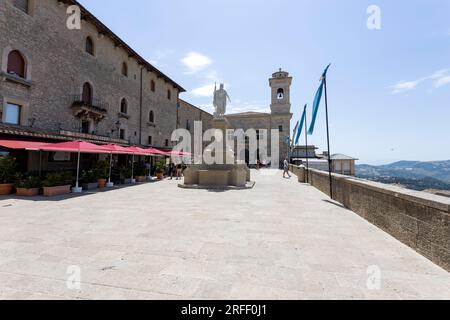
[78,0,450,164]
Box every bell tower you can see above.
[270,68,292,115]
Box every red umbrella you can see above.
[38,141,111,193]
[0,139,45,150]
[145,147,167,156]
[38,141,111,153]
[103,144,131,154]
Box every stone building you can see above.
[225,69,293,167]
[0,0,199,151]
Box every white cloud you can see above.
[191,84,216,97]
[389,68,450,93]
[181,52,212,74]
[389,80,422,94]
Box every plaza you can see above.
[0,170,448,300]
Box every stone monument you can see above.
[180,84,253,190]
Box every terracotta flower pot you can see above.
[156,172,164,180]
[16,188,40,197]
[43,185,71,197]
[0,183,14,195]
[97,179,107,188]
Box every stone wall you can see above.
[0,0,183,149]
[290,165,450,272]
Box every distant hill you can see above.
[356,160,450,191]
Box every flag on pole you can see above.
[295,105,307,145]
[291,120,299,146]
[308,64,331,135]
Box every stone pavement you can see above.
[0,170,449,300]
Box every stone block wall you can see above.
[290,165,450,272]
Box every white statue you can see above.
[213,83,231,118]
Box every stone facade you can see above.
[225,70,293,167]
[0,0,197,150]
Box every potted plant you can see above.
[0,156,17,195]
[155,160,166,180]
[134,164,147,183]
[94,160,109,188]
[81,169,98,190]
[119,165,133,184]
[15,176,41,197]
[42,171,72,197]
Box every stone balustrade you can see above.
[289,164,450,272]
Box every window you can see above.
[85,37,94,55]
[120,98,128,114]
[148,136,153,145]
[81,120,90,134]
[149,110,154,123]
[279,125,283,133]
[277,88,284,100]
[122,62,128,77]
[165,139,169,147]
[14,0,29,13]
[3,103,21,125]
[119,129,126,140]
[150,80,155,92]
[167,89,171,100]
[186,120,191,131]
[82,82,92,104]
[7,50,26,78]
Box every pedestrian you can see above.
[283,157,291,178]
[176,163,183,180]
[168,162,175,180]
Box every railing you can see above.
[70,95,108,113]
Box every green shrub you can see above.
[119,165,132,178]
[81,169,97,183]
[134,163,147,176]
[155,160,166,174]
[15,176,41,189]
[94,160,109,179]
[0,156,17,183]
[42,171,72,188]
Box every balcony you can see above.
[70,95,108,122]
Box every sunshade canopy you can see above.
[0,139,46,150]
[38,141,111,154]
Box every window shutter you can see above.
[14,0,29,13]
[7,50,26,78]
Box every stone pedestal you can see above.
[179,118,254,190]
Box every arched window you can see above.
[7,50,26,78]
[82,82,93,104]
[120,98,128,114]
[150,80,155,92]
[122,62,128,77]
[14,0,29,14]
[149,110,155,123]
[85,37,94,55]
[277,88,284,100]
[167,89,171,100]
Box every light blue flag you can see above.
[308,64,331,135]
[291,120,299,146]
[295,105,307,145]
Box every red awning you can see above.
[38,141,111,154]
[126,146,154,156]
[146,147,168,156]
[167,150,193,157]
[103,144,132,154]
[0,139,46,150]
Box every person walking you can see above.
[283,157,291,179]
[176,163,183,180]
[168,162,175,180]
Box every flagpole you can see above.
[304,105,309,184]
[323,77,333,199]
